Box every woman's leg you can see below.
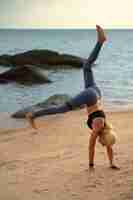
[31,103,71,119]
[26,26,106,127]
[29,86,98,119]
[26,103,72,129]
[83,42,103,88]
[83,25,106,89]
[65,26,107,109]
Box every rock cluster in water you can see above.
[0,49,84,67]
[0,49,84,85]
[0,49,85,117]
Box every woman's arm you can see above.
[89,131,98,167]
[106,146,120,169]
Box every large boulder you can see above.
[0,49,84,68]
[11,94,72,118]
[0,65,51,85]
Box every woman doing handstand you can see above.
[26,25,119,169]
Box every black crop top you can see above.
[87,110,106,129]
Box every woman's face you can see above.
[92,117,105,133]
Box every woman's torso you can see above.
[86,99,103,115]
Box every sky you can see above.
[0,0,133,29]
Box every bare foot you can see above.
[25,112,37,130]
[110,164,120,170]
[96,25,107,43]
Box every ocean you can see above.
[0,29,133,113]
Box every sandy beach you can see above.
[0,109,133,200]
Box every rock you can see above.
[0,78,9,84]
[0,65,51,85]
[0,55,12,66]
[0,49,84,68]
[11,94,72,118]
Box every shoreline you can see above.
[0,107,133,130]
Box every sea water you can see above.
[0,29,133,113]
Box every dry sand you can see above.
[0,109,133,200]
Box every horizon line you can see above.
[0,27,133,30]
